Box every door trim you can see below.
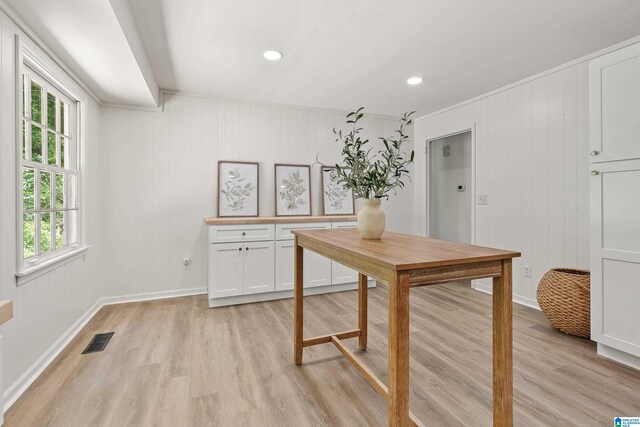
[423,124,476,246]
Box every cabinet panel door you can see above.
[305,250,332,288]
[243,241,275,295]
[590,43,640,163]
[275,241,331,290]
[591,159,640,356]
[275,240,295,291]
[331,261,358,285]
[331,222,358,284]
[209,243,243,298]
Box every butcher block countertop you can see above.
[205,215,357,225]
[0,300,13,326]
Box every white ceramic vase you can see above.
[358,199,386,239]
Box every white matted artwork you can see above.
[321,167,354,215]
[274,164,311,216]
[217,161,259,217]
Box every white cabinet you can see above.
[303,250,332,288]
[332,261,359,285]
[274,223,332,290]
[331,222,359,284]
[590,159,640,357]
[275,222,331,240]
[207,217,371,307]
[590,42,640,365]
[243,241,275,295]
[209,242,244,298]
[275,240,295,291]
[209,224,274,243]
[209,241,275,298]
[589,42,640,163]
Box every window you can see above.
[19,64,81,272]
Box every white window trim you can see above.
[15,35,89,283]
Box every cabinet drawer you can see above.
[331,221,357,229]
[209,224,274,243]
[275,222,331,241]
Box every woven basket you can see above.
[536,268,590,338]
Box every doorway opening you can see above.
[427,131,473,244]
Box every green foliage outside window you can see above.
[22,75,73,260]
[21,167,66,258]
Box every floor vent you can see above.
[82,332,114,354]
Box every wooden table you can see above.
[292,229,520,426]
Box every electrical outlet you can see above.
[182,257,191,270]
[477,194,488,205]
[524,265,531,278]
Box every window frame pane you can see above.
[19,62,83,273]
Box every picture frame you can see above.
[321,166,355,215]
[217,161,259,217]
[274,164,311,216]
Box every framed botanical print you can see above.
[274,164,311,216]
[217,161,259,217]
[321,167,355,215]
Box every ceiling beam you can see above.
[108,0,160,107]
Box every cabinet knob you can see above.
[590,150,600,156]
[238,247,242,251]
[242,232,246,236]
[245,247,249,251]
[591,170,600,176]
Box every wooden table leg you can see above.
[388,272,410,426]
[294,238,304,365]
[358,273,368,351]
[493,259,513,426]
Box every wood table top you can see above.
[0,300,13,326]
[293,228,520,271]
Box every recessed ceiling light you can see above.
[407,76,424,85]
[264,50,283,61]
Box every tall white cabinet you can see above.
[207,216,372,307]
[589,42,640,369]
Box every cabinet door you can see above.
[305,250,332,288]
[209,243,244,298]
[589,43,640,163]
[243,241,275,295]
[331,222,359,284]
[275,240,295,291]
[591,159,640,356]
[332,261,358,285]
[275,241,331,290]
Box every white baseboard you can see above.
[101,287,206,306]
[209,281,375,308]
[3,286,206,414]
[597,343,640,371]
[3,298,103,413]
[471,282,540,311]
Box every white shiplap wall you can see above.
[0,10,103,406]
[99,94,415,298]
[414,63,590,306]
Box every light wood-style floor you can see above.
[6,282,640,426]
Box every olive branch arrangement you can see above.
[325,107,415,200]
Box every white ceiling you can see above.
[7,0,640,115]
[5,0,157,106]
